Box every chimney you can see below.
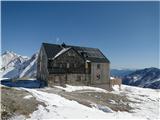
[61,42,66,48]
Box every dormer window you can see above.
[81,52,88,58]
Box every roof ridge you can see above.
[42,42,110,63]
[42,42,99,49]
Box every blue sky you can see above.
[1,1,159,69]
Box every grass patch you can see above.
[1,86,45,120]
[80,92,134,112]
[59,91,135,112]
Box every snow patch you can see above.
[55,84,108,93]
[10,115,26,120]
[0,77,9,81]
[110,76,115,80]
[23,95,33,99]
[91,103,113,113]
[52,47,71,60]
[112,85,160,120]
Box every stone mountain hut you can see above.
[37,43,111,88]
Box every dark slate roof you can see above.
[42,43,110,63]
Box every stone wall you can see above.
[48,74,91,87]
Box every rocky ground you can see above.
[1,86,45,120]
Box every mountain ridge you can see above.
[1,51,37,78]
[122,67,160,89]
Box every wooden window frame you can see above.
[97,64,101,69]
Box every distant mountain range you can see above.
[122,67,160,89]
[1,51,160,89]
[110,69,136,77]
[111,67,160,89]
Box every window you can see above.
[67,63,70,68]
[96,74,100,80]
[70,63,74,68]
[60,64,62,68]
[77,75,81,82]
[97,64,100,69]
[81,52,88,58]
[68,51,75,57]
[74,64,77,68]
[85,63,88,69]
[68,52,71,56]
[53,63,57,67]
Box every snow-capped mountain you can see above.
[1,51,29,68]
[1,51,38,79]
[122,67,160,89]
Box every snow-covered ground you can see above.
[23,88,139,119]
[112,85,160,120]
[13,85,158,120]
[1,75,159,120]
[23,95,33,99]
[24,89,114,119]
[55,84,108,93]
[0,77,9,81]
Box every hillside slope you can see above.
[122,67,160,89]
